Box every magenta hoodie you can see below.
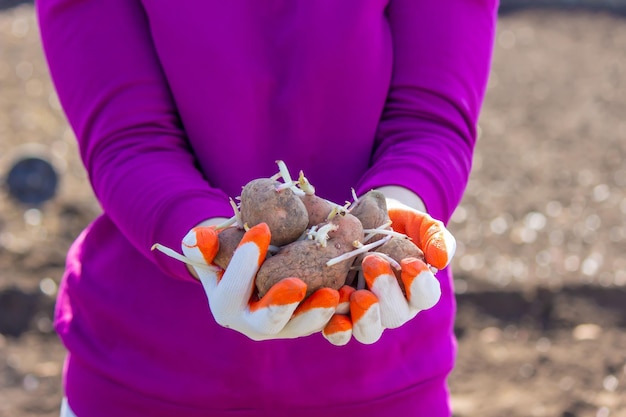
[37,1,497,415]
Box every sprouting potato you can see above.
[300,193,335,228]
[349,190,390,241]
[239,178,309,247]
[155,161,425,301]
[255,212,363,297]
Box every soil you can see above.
[1,3,625,417]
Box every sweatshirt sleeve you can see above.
[355,0,499,223]
[36,0,234,280]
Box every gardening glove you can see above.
[181,223,340,341]
[323,199,455,345]
[385,198,456,270]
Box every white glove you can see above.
[182,223,340,341]
[323,199,455,345]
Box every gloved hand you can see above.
[181,223,340,341]
[386,198,456,270]
[322,199,456,346]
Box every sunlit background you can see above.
[1,2,625,416]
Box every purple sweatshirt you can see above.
[37,1,497,416]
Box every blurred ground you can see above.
[1,4,625,417]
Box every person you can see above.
[36,0,498,416]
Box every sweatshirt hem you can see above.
[65,354,451,417]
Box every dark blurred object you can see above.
[4,156,58,206]
[499,0,626,15]
[0,0,33,11]
[0,287,39,337]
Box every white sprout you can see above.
[326,205,348,221]
[351,188,359,205]
[276,160,293,184]
[326,235,392,267]
[151,244,220,272]
[297,171,316,195]
[208,198,243,230]
[367,252,401,270]
[227,197,244,229]
[216,217,237,230]
[271,160,305,196]
[362,222,409,243]
[275,180,304,195]
[307,223,338,247]
[326,206,339,220]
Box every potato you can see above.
[255,240,351,297]
[239,178,309,247]
[213,227,245,269]
[157,163,434,299]
[376,237,424,266]
[300,194,334,228]
[326,211,364,246]
[255,212,364,297]
[349,190,390,240]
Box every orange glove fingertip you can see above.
[349,290,378,323]
[238,223,272,265]
[183,226,220,265]
[324,314,353,334]
[400,257,431,300]
[249,277,307,312]
[361,254,395,289]
[293,287,339,316]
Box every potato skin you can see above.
[376,237,424,265]
[350,190,390,240]
[256,239,354,297]
[256,212,364,297]
[300,194,334,228]
[214,227,246,269]
[326,212,364,245]
[240,178,309,246]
